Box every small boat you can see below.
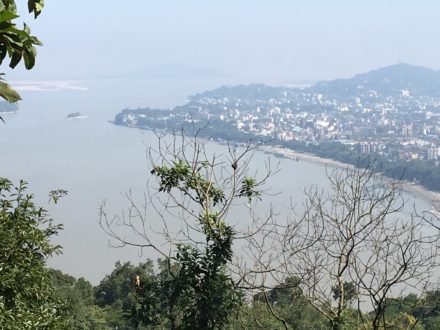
[67,112,81,118]
[67,112,87,119]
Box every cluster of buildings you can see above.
[116,80,440,164]
[186,85,440,162]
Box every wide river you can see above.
[0,78,433,283]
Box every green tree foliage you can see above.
[0,0,44,104]
[282,139,440,192]
[48,261,440,330]
[94,261,156,329]
[331,282,357,308]
[47,262,440,330]
[136,156,254,329]
[410,290,440,330]
[0,178,67,329]
[246,277,328,329]
[100,135,268,329]
[49,269,108,330]
[0,3,69,329]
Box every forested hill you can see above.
[189,63,440,102]
[189,84,291,103]
[310,63,440,98]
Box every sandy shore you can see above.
[262,146,440,204]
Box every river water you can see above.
[0,78,433,283]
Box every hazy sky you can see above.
[6,1,440,83]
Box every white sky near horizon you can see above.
[5,0,440,83]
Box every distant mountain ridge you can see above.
[311,63,440,97]
[189,63,440,101]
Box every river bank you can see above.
[263,145,440,204]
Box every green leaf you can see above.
[0,48,7,64]
[23,47,36,69]
[31,35,43,46]
[0,81,21,103]
[5,2,17,13]
[23,23,30,35]
[28,0,44,18]
[48,189,68,204]
[3,34,24,48]
[0,11,19,23]
[9,52,21,68]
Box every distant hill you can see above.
[311,63,440,97]
[188,63,440,101]
[190,83,289,102]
